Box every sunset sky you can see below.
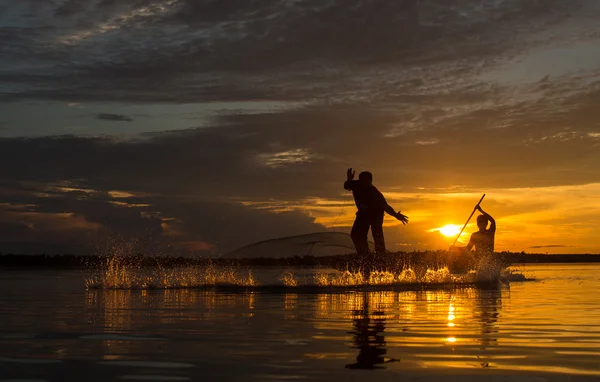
[1,0,599,255]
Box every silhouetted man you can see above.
[344,168,408,255]
[448,206,497,274]
[465,206,496,253]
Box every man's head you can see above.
[358,171,373,185]
[477,214,489,231]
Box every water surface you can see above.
[0,264,599,381]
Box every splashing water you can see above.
[313,268,439,286]
[422,267,453,283]
[501,267,532,282]
[85,257,258,290]
[85,253,521,290]
[280,270,298,287]
[314,270,365,286]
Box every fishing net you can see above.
[222,232,373,259]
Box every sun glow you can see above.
[431,224,462,237]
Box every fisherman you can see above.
[344,168,408,256]
[460,205,496,254]
[449,205,501,277]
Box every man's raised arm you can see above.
[477,206,496,232]
[344,168,356,190]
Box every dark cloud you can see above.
[0,181,324,254]
[150,196,324,254]
[54,0,86,17]
[96,113,133,122]
[0,221,34,240]
[1,94,600,200]
[1,0,596,103]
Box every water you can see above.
[0,264,599,381]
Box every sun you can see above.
[434,224,462,237]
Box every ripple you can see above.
[80,334,159,341]
[99,361,195,368]
[119,376,191,381]
[0,333,36,339]
[0,357,61,364]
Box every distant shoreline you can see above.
[0,251,599,269]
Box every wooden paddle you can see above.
[452,194,486,247]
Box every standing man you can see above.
[344,168,408,255]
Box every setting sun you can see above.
[432,224,462,238]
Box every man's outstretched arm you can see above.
[381,193,409,224]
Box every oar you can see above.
[452,194,486,246]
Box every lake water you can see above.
[0,264,599,381]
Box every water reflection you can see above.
[83,286,505,361]
[85,289,258,330]
[3,266,600,378]
[345,292,399,369]
[475,287,500,351]
[82,283,519,374]
[338,286,504,370]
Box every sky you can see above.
[1,0,600,255]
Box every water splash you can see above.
[501,267,531,282]
[85,253,518,290]
[422,267,452,283]
[313,268,443,286]
[314,270,365,286]
[85,257,257,290]
[280,270,298,287]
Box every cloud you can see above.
[1,93,600,200]
[257,149,319,168]
[415,139,439,146]
[2,0,598,103]
[529,245,573,248]
[96,113,133,122]
[0,180,325,254]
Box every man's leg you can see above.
[351,213,370,255]
[371,214,386,254]
[351,213,371,278]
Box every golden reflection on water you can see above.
[87,287,502,335]
[79,267,600,377]
[4,264,600,378]
[84,285,504,365]
[284,293,298,320]
[306,287,507,370]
